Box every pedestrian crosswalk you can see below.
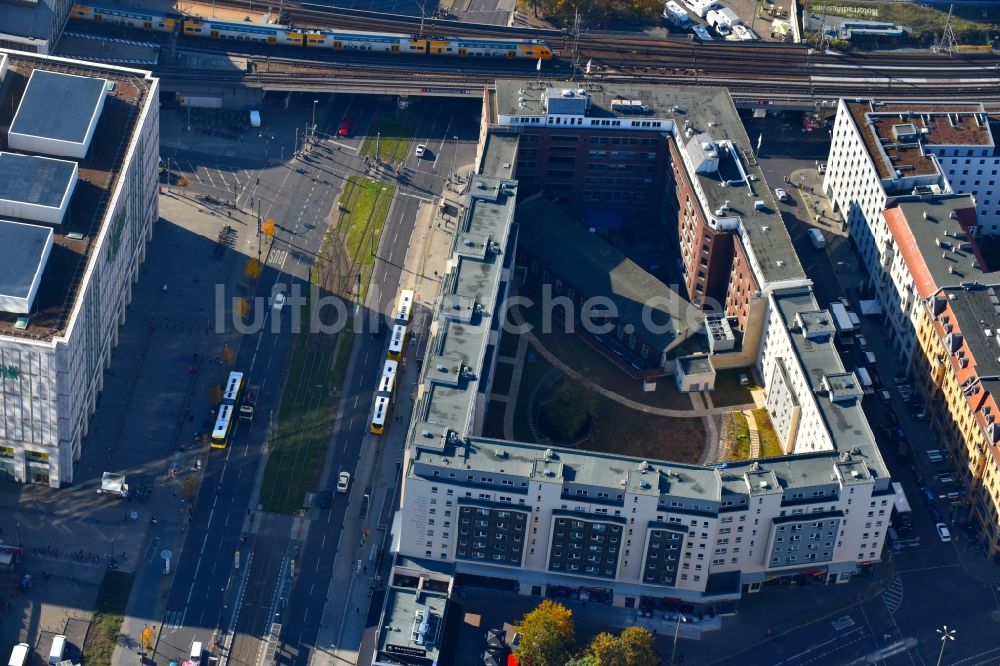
[882,575,904,615]
[163,610,184,629]
[831,615,856,631]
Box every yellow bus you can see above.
[387,324,408,361]
[370,396,390,435]
[211,371,244,448]
[395,289,414,324]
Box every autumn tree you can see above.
[209,384,223,405]
[220,344,235,367]
[584,626,660,666]
[565,656,600,666]
[141,626,154,652]
[244,257,262,281]
[514,599,576,666]
[261,218,275,238]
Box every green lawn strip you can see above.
[360,114,415,164]
[82,571,135,666]
[260,285,339,513]
[725,411,751,461]
[497,329,520,358]
[803,0,1000,41]
[516,301,693,410]
[482,400,507,439]
[337,176,396,302]
[512,344,554,442]
[491,361,515,396]
[581,389,705,463]
[753,408,785,458]
[712,368,755,407]
[331,317,355,391]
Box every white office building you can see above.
[389,95,891,613]
[0,50,159,486]
[822,99,1000,364]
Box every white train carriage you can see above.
[184,19,303,46]
[72,5,177,31]
[305,29,415,53]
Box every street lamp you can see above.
[670,613,687,666]
[311,99,319,139]
[935,626,956,666]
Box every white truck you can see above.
[97,472,129,498]
[682,0,718,19]
[856,367,875,395]
[707,6,741,35]
[663,1,691,28]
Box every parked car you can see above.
[317,490,332,509]
[856,334,868,349]
[920,486,935,504]
[818,162,828,173]
[929,507,943,523]
[774,187,789,202]
[415,144,427,158]
[936,522,952,542]
[878,389,892,404]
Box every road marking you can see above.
[164,610,184,629]
[327,139,356,152]
[201,534,208,555]
[831,615,856,631]
[882,575,904,615]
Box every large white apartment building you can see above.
[386,83,891,617]
[823,99,1000,364]
[0,51,159,486]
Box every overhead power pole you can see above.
[570,9,582,80]
[938,4,958,56]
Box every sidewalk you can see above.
[111,192,263,666]
[309,170,461,666]
[790,168,844,236]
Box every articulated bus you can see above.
[370,396,390,435]
[394,289,414,324]
[211,371,244,448]
[387,324,408,361]
[370,360,398,435]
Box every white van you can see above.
[9,644,29,666]
[808,228,826,249]
[48,635,67,666]
[189,641,203,666]
[864,351,877,366]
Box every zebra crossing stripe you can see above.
[63,31,159,48]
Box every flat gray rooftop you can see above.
[10,69,106,145]
[0,152,76,210]
[479,132,518,180]
[0,219,52,302]
[376,587,447,663]
[941,285,1000,378]
[886,194,981,299]
[772,287,888,481]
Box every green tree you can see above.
[585,627,660,666]
[539,379,595,442]
[565,656,600,666]
[514,599,576,666]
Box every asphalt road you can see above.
[152,94,481,666]
[274,97,483,666]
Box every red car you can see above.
[338,119,352,137]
